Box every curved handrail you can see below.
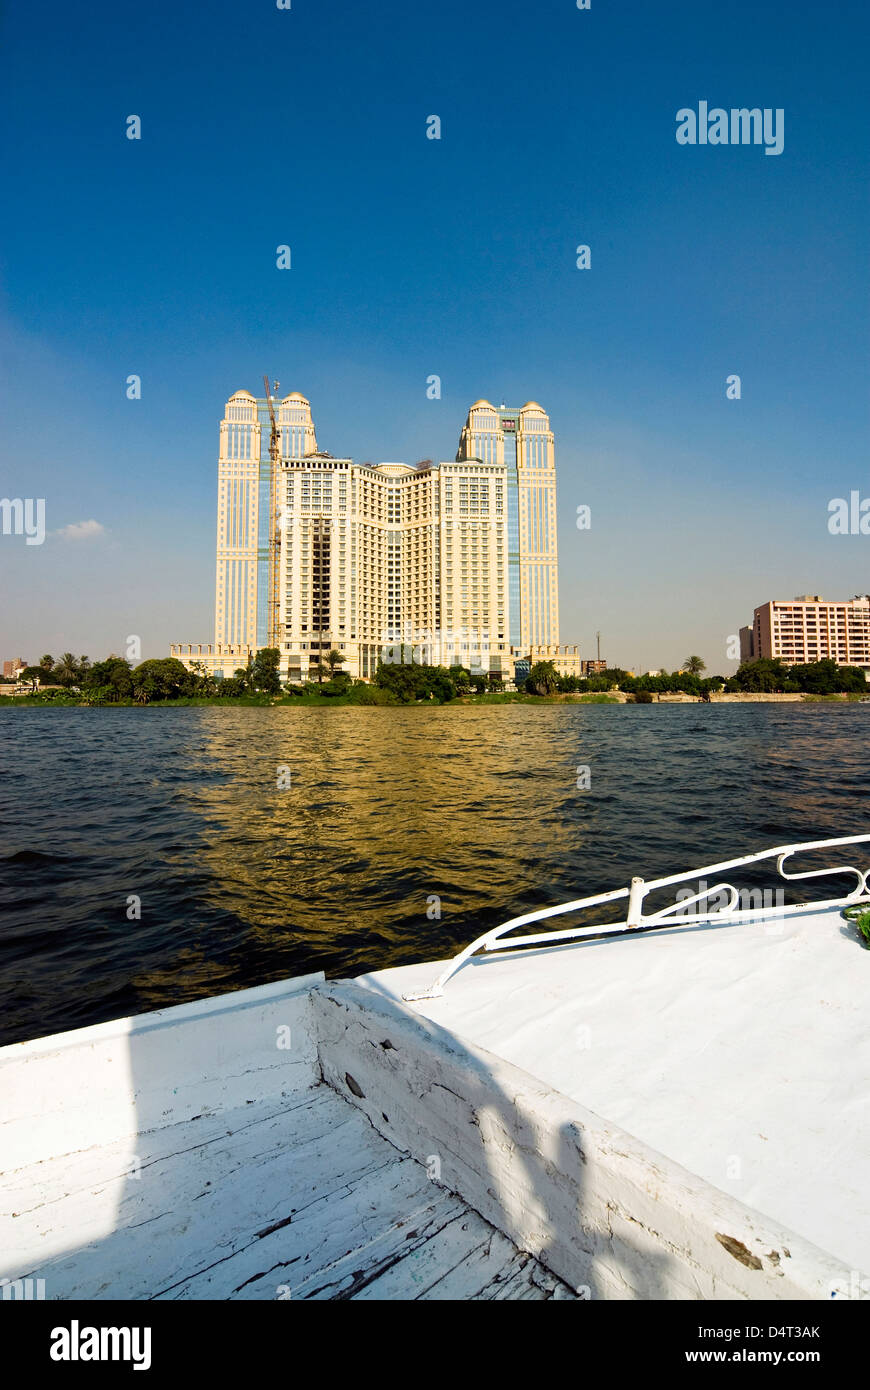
[402,832,870,1001]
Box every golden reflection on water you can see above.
[3,702,868,1038]
[185,707,591,966]
[161,703,868,985]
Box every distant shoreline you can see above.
[1,691,865,709]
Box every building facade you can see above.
[527,644,583,679]
[456,400,559,650]
[740,595,870,674]
[172,391,562,683]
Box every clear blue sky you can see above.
[1,0,868,673]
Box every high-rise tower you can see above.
[215,390,318,650]
[173,390,560,682]
[206,390,511,680]
[456,400,559,651]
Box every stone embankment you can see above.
[569,692,859,704]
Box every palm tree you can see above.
[39,654,54,671]
[683,655,706,675]
[325,649,345,676]
[55,652,79,686]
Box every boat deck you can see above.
[3,885,867,1301]
[363,904,870,1275]
[1,1081,574,1301]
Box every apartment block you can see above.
[740,595,870,674]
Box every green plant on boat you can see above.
[844,904,870,947]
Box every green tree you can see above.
[375,662,425,702]
[251,647,281,694]
[233,657,254,692]
[683,655,706,676]
[525,660,559,695]
[726,658,789,693]
[374,661,468,703]
[39,654,54,671]
[219,676,247,697]
[130,657,195,701]
[350,681,394,705]
[320,670,353,697]
[788,659,867,694]
[82,658,134,701]
[838,665,870,693]
[132,674,157,704]
[188,661,218,697]
[325,649,346,676]
[54,653,80,687]
[430,669,458,702]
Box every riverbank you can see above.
[0,690,866,708]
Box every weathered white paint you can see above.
[313,980,862,1300]
[0,973,323,1173]
[3,892,868,1300]
[1,1020,574,1300]
[364,904,870,1281]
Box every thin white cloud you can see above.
[56,519,106,540]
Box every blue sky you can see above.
[1,0,868,673]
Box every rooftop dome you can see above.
[281,392,309,403]
[520,401,544,411]
[470,399,495,409]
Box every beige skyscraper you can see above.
[214,389,318,650]
[173,391,560,682]
[456,400,559,650]
[270,452,509,680]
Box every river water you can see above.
[0,703,867,1044]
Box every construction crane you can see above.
[263,374,281,650]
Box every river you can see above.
[0,703,867,1044]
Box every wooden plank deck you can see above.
[1,1082,577,1301]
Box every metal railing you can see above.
[403,833,870,1001]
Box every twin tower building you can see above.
[172,392,566,684]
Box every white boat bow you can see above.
[2,834,868,1301]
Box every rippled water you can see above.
[0,704,867,1044]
